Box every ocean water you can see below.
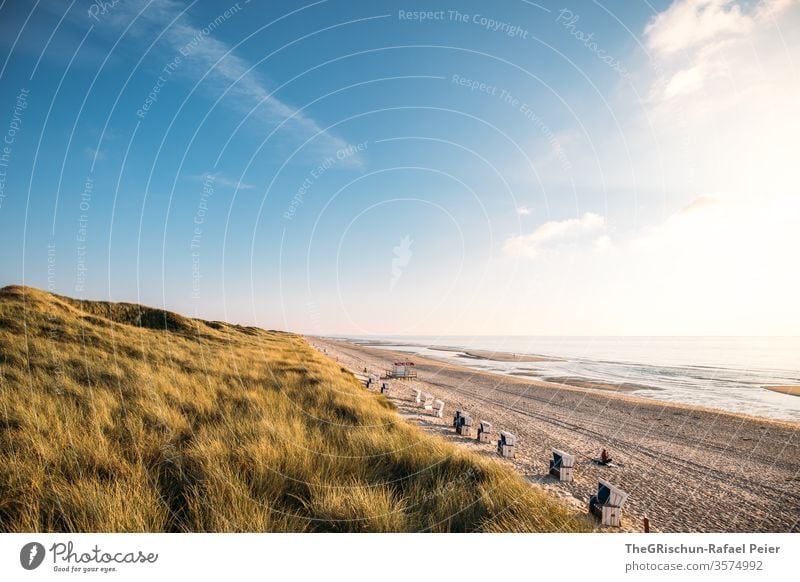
[342,336,800,421]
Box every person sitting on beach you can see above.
[600,448,612,465]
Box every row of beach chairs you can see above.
[365,373,629,528]
[452,410,517,459]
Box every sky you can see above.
[0,0,798,336]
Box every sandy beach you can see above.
[312,337,800,533]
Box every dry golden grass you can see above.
[0,285,590,533]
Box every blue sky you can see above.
[1,0,798,335]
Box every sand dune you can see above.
[0,286,590,533]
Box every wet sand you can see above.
[543,377,650,393]
[312,337,800,533]
[766,386,800,397]
[431,347,561,363]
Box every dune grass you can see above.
[0,285,590,533]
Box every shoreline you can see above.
[348,338,799,428]
[346,338,800,426]
[312,336,800,533]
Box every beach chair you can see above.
[453,410,464,428]
[497,431,516,458]
[380,382,390,395]
[477,420,492,443]
[589,479,629,527]
[422,393,434,411]
[456,414,474,437]
[549,449,575,482]
[414,389,422,403]
[433,399,445,418]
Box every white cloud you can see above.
[519,0,800,200]
[644,0,752,57]
[487,193,800,335]
[644,0,799,104]
[636,0,800,203]
[503,212,606,258]
[661,61,707,98]
[592,234,612,251]
[516,206,532,216]
[484,0,800,334]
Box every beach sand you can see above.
[542,377,648,392]
[312,337,800,533]
[766,386,800,397]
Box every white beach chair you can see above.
[497,431,516,458]
[549,449,575,482]
[433,399,445,418]
[422,393,434,411]
[456,414,474,437]
[589,479,629,527]
[414,388,422,403]
[477,420,492,443]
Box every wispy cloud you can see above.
[503,212,606,258]
[512,0,800,200]
[186,172,253,190]
[99,0,361,164]
[637,0,800,200]
[515,206,532,216]
[644,0,751,57]
[644,0,798,104]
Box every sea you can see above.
[340,336,800,422]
